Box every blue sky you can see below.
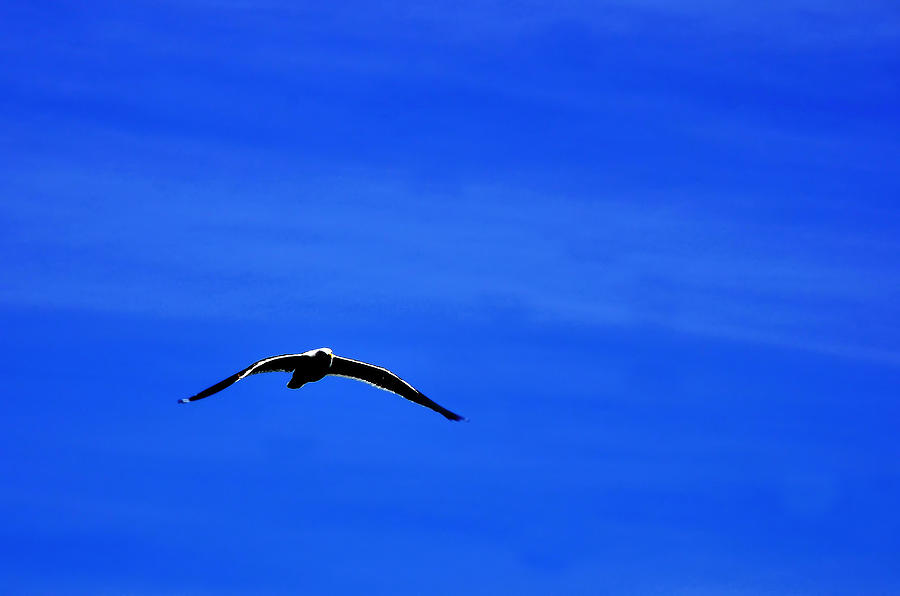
[1,1,899,594]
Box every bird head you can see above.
[314,347,334,366]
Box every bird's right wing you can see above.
[178,354,302,403]
[328,355,465,421]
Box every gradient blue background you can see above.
[2,2,899,594]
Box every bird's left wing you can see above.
[179,354,302,403]
[327,355,465,421]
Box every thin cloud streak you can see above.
[2,158,897,363]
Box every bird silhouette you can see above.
[178,347,465,421]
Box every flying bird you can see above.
[177,348,465,421]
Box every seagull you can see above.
[177,347,465,421]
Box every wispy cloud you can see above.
[1,0,897,363]
[2,143,898,363]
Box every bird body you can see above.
[178,348,465,421]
